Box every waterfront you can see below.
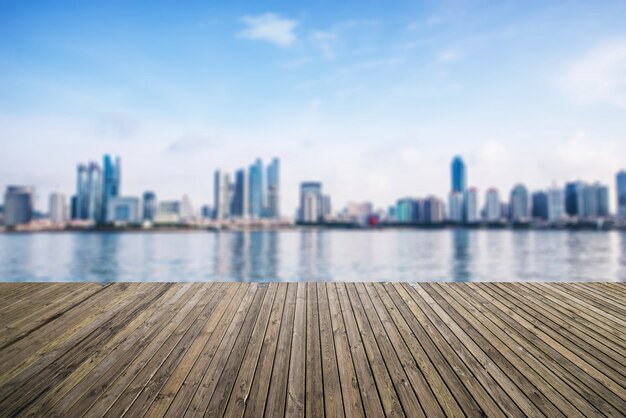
[0,229,624,282]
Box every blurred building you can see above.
[618,170,626,219]
[484,188,501,222]
[142,191,157,221]
[580,183,609,218]
[346,201,373,225]
[266,157,280,218]
[213,169,231,220]
[565,181,585,217]
[447,192,464,223]
[547,187,564,221]
[232,169,248,218]
[155,200,181,223]
[102,155,121,221]
[451,156,466,193]
[248,159,264,218]
[180,194,194,221]
[49,192,67,223]
[299,182,323,222]
[510,184,529,221]
[464,187,479,223]
[106,197,140,223]
[531,191,548,220]
[3,186,34,227]
[424,196,444,223]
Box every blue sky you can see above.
[1,0,626,215]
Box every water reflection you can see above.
[0,230,624,282]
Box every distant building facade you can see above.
[49,192,67,223]
[451,156,466,193]
[532,191,549,220]
[4,186,34,227]
[618,170,626,219]
[484,188,501,222]
[464,188,479,223]
[266,158,280,218]
[447,192,464,223]
[102,155,121,221]
[142,191,157,221]
[106,197,140,223]
[510,184,529,221]
[213,170,231,220]
[299,182,323,222]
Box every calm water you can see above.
[0,230,624,282]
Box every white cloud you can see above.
[559,38,626,108]
[238,13,298,47]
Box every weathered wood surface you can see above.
[0,282,624,417]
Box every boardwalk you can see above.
[0,282,624,417]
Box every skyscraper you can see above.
[86,162,103,222]
[299,182,322,222]
[3,186,34,227]
[565,181,584,217]
[213,169,231,220]
[424,196,444,223]
[447,192,464,223]
[266,157,280,218]
[485,188,500,222]
[75,163,89,219]
[102,155,121,221]
[618,170,626,219]
[232,169,249,218]
[49,192,67,223]
[547,187,564,221]
[248,159,264,218]
[142,191,157,221]
[451,156,466,193]
[396,198,415,223]
[510,184,529,221]
[531,191,548,220]
[464,187,479,223]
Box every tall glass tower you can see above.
[102,154,121,221]
[451,156,466,193]
[248,159,264,218]
[266,157,280,218]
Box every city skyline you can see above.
[2,1,626,214]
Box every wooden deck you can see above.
[0,282,624,417]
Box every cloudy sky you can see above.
[1,0,626,215]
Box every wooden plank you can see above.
[232,283,285,418]
[317,283,345,418]
[285,283,307,418]
[205,283,279,418]
[344,283,407,417]
[262,282,298,418]
[305,282,324,418]
[325,283,366,418]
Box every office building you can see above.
[155,200,181,223]
[565,181,585,217]
[532,191,549,220]
[3,186,34,227]
[102,155,121,221]
[232,169,249,218]
[49,192,67,223]
[249,159,264,218]
[106,197,140,223]
[396,198,415,223]
[547,187,564,221]
[142,191,157,221]
[618,170,626,219]
[75,164,89,219]
[424,196,444,223]
[213,169,231,220]
[346,201,373,225]
[86,162,103,222]
[322,195,332,218]
[485,188,501,222]
[464,187,479,223]
[447,192,464,223]
[451,156,466,193]
[299,182,323,222]
[510,184,529,221]
[266,157,280,218]
[180,194,194,221]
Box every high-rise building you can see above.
[618,170,626,219]
[180,194,194,221]
[447,192,464,223]
[86,162,103,222]
[155,200,181,223]
[232,169,249,218]
[485,188,500,222]
[299,182,323,222]
[580,183,609,218]
[49,192,67,223]
[510,184,529,221]
[547,187,564,221]
[424,196,444,223]
[106,197,140,223]
[75,164,89,219]
[451,156,466,193]
[213,170,231,220]
[102,155,121,221]
[565,181,585,217]
[464,187,479,223]
[396,198,415,223]
[322,195,332,218]
[3,186,34,227]
[142,191,157,221]
[531,191,549,220]
[266,157,280,218]
[248,159,264,218]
